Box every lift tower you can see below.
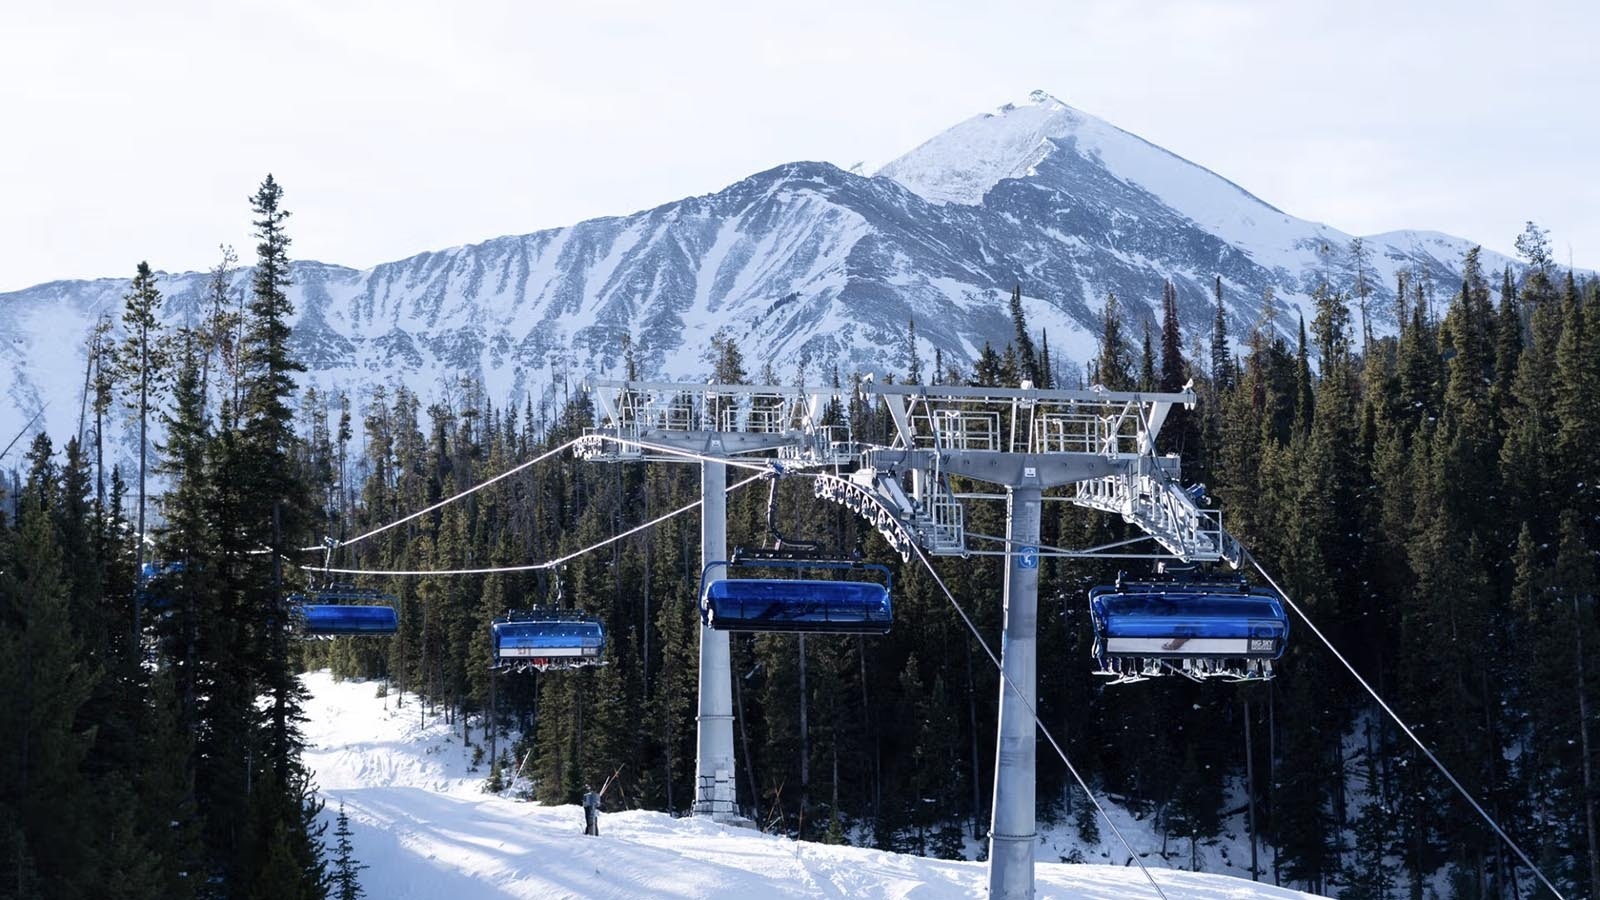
[829,380,1235,900]
[576,379,848,820]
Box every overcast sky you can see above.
[2,0,1594,292]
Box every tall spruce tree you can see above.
[1210,276,1234,390]
[330,804,366,900]
[0,437,98,898]
[116,260,167,648]
[1008,284,1039,383]
[1095,294,1134,391]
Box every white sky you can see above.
[2,0,1595,292]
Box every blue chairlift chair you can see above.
[291,583,400,638]
[1089,572,1287,684]
[490,610,607,672]
[699,549,893,635]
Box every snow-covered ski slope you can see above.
[303,671,1324,899]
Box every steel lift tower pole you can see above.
[696,456,735,816]
[831,380,1233,900]
[990,483,1041,895]
[577,379,849,820]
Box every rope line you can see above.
[287,433,779,557]
[1244,547,1565,900]
[908,542,1170,900]
[315,471,765,577]
[301,435,585,553]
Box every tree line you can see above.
[0,176,359,899]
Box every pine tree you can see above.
[116,260,168,650]
[1159,281,1186,391]
[1293,315,1314,433]
[0,439,99,898]
[156,334,215,734]
[241,173,314,783]
[904,319,923,385]
[1498,275,1563,546]
[1095,294,1134,391]
[249,820,311,900]
[1210,276,1234,390]
[136,667,202,899]
[1170,743,1222,870]
[86,313,115,511]
[331,804,367,900]
[1138,321,1156,392]
[200,243,241,411]
[1492,268,1522,411]
[1008,285,1039,383]
[1514,220,1552,274]
[1553,512,1600,896]
[1343,799,1397,900]
[1553,273,1600,545]
[1348,236,1374,352]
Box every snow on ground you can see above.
[302,670,1324,900]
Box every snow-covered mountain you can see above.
[1,90,1523,461]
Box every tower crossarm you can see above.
[577,378,852,465]
[850,379,1233,563]
[864,380,1193,456]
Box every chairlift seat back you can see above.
[492,615,606,661]
[301,604,400,636]
[1090,583,1287,660]
[701,578,892,635]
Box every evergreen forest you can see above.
[1,175,1596,900]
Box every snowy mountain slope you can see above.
[302,670,1326,900]
[1,91,1538,465]
[877,91,1518,325]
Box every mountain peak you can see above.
[874,91,1090,206]
[1025,88,1067,108]
[875,89,1298,254]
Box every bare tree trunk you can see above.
[733,639,757,820]
[134,333,149,648]
[861,636,881,829]
[1245,696,1259,881]
[798,633,810,838]
[831,738,840,836]
[1270,680,1280,886]
[966,638,983,839]
[1576,592,1599,896]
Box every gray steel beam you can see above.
[626,430,802,456]
[989,485,1042,900]
[868,380,1194,406]
[695,460,737,818]
[864,448,1177,490]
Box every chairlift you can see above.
[290,582,400,638]
[1089,570,1287,685]
[290,536,400,638]
[136,561,185,612]
[488,567,606,673]
[699,550,894,634]
[697,466,894,635]
[490,610,606,672]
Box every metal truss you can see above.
[854,380,1232,565]
[577,379,853,466]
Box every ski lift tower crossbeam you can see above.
[575,379,847,822]
[844,379,1231,900]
